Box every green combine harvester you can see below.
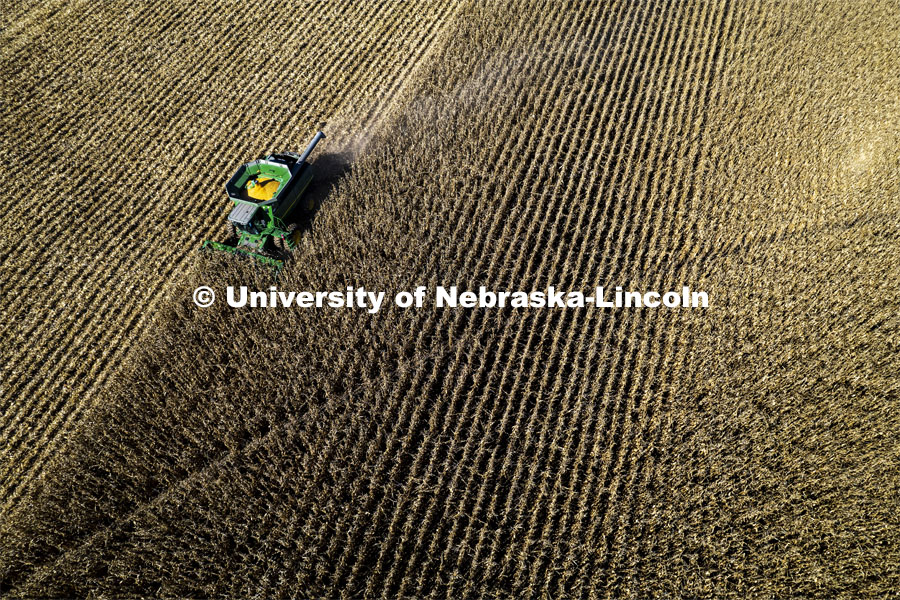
[201,131,326,272]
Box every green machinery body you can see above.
[202,131,325,272]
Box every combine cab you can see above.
[202,131,325,272]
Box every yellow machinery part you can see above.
[245,177,280,201]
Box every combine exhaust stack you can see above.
[200,131,326,274]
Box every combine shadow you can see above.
[291,151,353,235]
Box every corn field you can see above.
[1,0,898,597]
